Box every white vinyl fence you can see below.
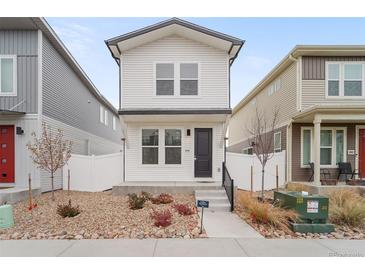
[63,152,123,192]
[226,151,286,191]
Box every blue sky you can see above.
[46,17,365,108]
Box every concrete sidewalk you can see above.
[0,239,364,257]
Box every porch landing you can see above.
[289,182,365,195]
[112,181,222,195]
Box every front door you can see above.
[0,125,15,183]
[359,129,365,178]
[194,128,212,178]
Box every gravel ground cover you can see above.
[0,190,204,240]
[235,189,365,240]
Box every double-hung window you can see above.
[142,129,159,164]
[242,147,253,155]
[180,63,198,95]
[301,127,346,167]
[0,55,17,96]
[274,131,281,153]
[112,116,116,131]
[156,63,174,95]
[327,62,363,97]
[165,129,182,164]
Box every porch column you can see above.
[313,116,321,186]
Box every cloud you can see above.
[52,22,95,58]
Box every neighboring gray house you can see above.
[0,17,122,192]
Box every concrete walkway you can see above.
[0,239,364,257]
[201,212,263,238]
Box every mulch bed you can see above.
[0,190,204,240]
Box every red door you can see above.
[359,129,365,178]
[0,125,15,183]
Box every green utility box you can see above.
[0,204,14,229]
[274,191,334,233]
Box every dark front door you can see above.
[359,129,365,178]
[194,128,212,177]
[0,125,15,183]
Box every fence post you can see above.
[276,165,279,191]
[250,165,253,196]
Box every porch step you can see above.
[194,188,231,212]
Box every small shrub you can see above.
[151,209,172,227]
[57,199,80,218]
[151,193,174,204]
[128,193,146,210]
[174,203,194,216]
[237,191,298,232]
[328,190,365,227]
[141,191,153,201]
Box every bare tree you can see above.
[27,122,72,201]
[246,106,280,200]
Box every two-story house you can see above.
[105,18,243,183]
[0,17,122,197]
[228,45,365,186]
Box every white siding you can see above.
[125,121,224,182]
[121,35,229,109]
[0,114,40,189]
[40,115,122,192]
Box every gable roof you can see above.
[0,17,118,116]
[232,45,365,116]
[105,17,244,65]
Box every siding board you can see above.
[0,30,38,113]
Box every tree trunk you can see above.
[261,168,265,201]
[51,173,55,201]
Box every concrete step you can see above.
[195,189,227,197]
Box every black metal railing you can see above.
[222,162,234,211]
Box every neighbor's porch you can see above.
[290,106,365,186]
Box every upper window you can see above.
[156,63,174,95]
[142,129,159,164]
[104,110,108,126]
[180,63,198,95]
[112,116,117,131]
[0,56,17,96]
[267,78,281,96]
[327,62,364,97]
[242,147,253,155]
[99,106,104,123]
[165,129,182,164]
[274,131,281,153]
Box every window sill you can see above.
[0,93,17,97]
[152,95,202,98]
[325,95,365,99]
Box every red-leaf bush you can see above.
[174,203,194,216]
[150,209,173,227]
[151,193,174,204]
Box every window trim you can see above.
[164,128,182,165]
[154,62,175,96]
[104,109,108,126]
[300,126,347,168]
[99,105,104,124]
[179,62,200,96]
[325,61,365,99]
[112,116,116,131]
[141,128,159,165]
[0,55,17,96]
[153,61,200,97]
[274,131,282,153]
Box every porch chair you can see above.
[308,162,331,182]
[337,162,361,182]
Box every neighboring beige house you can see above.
[228,45,365,185]
[105,18,243,183]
